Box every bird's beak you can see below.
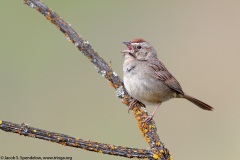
[121,49,132,54]
[123,41,131,46]
[121,41,135,57]
[121,41,132,53]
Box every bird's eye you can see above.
[137,45,142,49]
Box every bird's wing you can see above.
[149,60,184,95]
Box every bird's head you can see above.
[122,38,157,61]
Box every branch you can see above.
[0,120,152,159]
[0,0,172,159]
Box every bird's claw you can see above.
[142,115,154,123]
[128,100,146,113]
[128,99,138,113]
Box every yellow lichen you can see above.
[0,120,2,125]
[46,12,51,20]
[88,57,93,62]
[156,141,161,146]
[109,82,114,87]
[153,154,160,160]
[123,100,128,104]
[136,110,141,115]
[58,137,63,141]
[146,138,151,142]
[143,129,148,133]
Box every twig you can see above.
[0,120,152,159]
[0,0,172,159]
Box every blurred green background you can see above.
[0,0,239,159]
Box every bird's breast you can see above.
[123,62,175,105]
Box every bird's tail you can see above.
[183,94,214,111]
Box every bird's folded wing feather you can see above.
[149,60,184,95]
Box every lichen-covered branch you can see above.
[0,120,152,159]
[1,0,171,159]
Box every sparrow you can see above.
[122,38,213,122]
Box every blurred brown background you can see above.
[0,0,239,159]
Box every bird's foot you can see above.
[142,103,161,123]
[142,115,154,123]
[128,99,138,113]
[128,99,145,113]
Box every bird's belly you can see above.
[124,73,174,105]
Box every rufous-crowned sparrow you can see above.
[122,38,213,122]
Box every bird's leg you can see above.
[142,103,161,123]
